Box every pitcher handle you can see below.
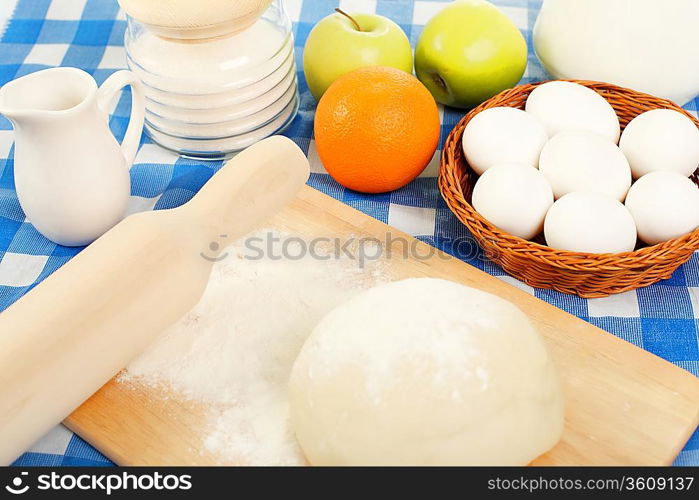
[97,70,145,168]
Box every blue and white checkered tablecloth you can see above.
[0,0,697,467]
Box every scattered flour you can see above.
[120,230,388,465]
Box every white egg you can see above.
[544,192,637,254]
[625,171,699,245]
[539,131,631,201]
[619,109,699,179]
[472,163,554,240]
[525,81,621,143]
[462,107,548,175]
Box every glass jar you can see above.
[124,0,299,160]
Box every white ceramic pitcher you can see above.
[0,67,145,246]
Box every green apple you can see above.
[415,0,527,108]
[303,10,413,101]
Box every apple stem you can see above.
[433,74,448,92]
[335,8,362,31]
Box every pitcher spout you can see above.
[0,67,97,123]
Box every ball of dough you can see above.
[462,107,548,175]
[289,278,564,466]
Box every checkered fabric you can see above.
[1,0,697,467]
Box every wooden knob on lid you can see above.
[118,0,274,40]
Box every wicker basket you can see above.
[439,80,699,298]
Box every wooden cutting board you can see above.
[65,186,699,466]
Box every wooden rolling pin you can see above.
[0,136,310,465]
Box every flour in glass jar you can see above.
[119,230,387,465]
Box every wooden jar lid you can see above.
[118,0,274,40]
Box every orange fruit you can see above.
[313,66,440,194]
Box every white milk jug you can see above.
[0,67,145,246]
[533,0,699,105]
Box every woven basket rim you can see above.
[438,79,699,274]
